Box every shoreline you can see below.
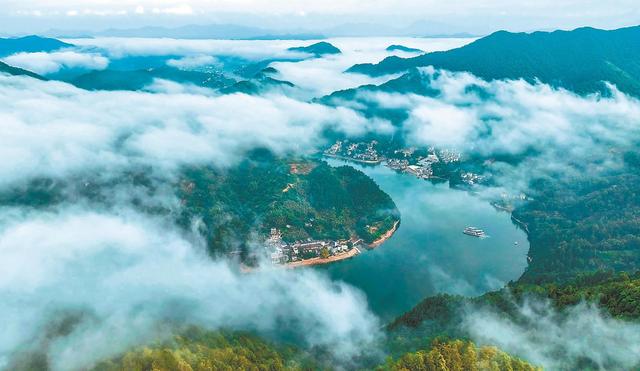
[368,220,400,248]
[323,153,382,165]
[284,246,361,268]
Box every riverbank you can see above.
[285,247,361,268]
[369,220,400,248]
[323,153,382,164]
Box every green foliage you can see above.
[380,339,540,371]
[492,271,640,320]
[92,328,311,371]
[515,156,640,283]
[385,271,640,358]
[178,154,399,258]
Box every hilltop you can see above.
[349,25,640,96]
[0,60,44,79]
[288,41,342,57]
[0,35,72,57]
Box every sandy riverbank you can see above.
[368,220,400,248]
[284,247,361,268]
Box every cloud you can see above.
[0,75,387,188]
[2,51,109,75]
[0,207,381,370]
[346,68,640,195]
[166,54,219,69]
[65,37,311,61]
[464,299,640,369]
[273,37,472,98]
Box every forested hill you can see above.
[0,35,72,57]
[348,25,640,96]
[179,154,400,258]
[386,271,640,369]
[514,150,640,284]
[0,61,44,80]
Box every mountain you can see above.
[386,270,640,369]
[386,44,424,53]
[77,24,324,40]
[349,25,640,96]
[288,42,342,57]
[221,68,295,95]
[70,67,234,91]
[0,35,72,57]
[0,61,45,80]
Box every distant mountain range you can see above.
[40,20,476,39]
[47,24,325,40]
[348,25,640,96]
[0,35,72,57]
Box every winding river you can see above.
[321,159,529,321]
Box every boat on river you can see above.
[463,226,486,238]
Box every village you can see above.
[265,228,364,266]
[324,140,484,184]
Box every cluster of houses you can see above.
[324,140,382,163]
[323,140,488,185]
[265,228,362,265]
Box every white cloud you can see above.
[166,54,219,69]
[65,37,310,60]
[0,207,381,370]
[2,51,109,75]
[272,37,473,98]
[0,75,385,188]
[464,300,640,369]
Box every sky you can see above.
[1,0,639,36]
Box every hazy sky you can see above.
[1,0,639,35]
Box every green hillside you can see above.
[0,60,45,79]
[381,339,540,371]
[179,153,400,258]
[349,26,640,96]
[0,35,72,57]
[71,67,235,91]
[288,41,342,57]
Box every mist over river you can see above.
[322,159,529,321]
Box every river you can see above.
[321,159,529,321]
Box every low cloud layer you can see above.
[464,300,640,369]
[0,73,392,368]
[65,37,311,61]
[0,75,391,188]
[2,51,109,75]
[349,68,640,195]
[0,207,381,370]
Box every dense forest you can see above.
[380,339,540,371]
[514,151,640,283]
[385,270,640,368]
[178,151,400,258]
[348,26,640,96]
[82,328,539,371]
[91,328,313,371]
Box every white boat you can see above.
[463,226,486,238]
